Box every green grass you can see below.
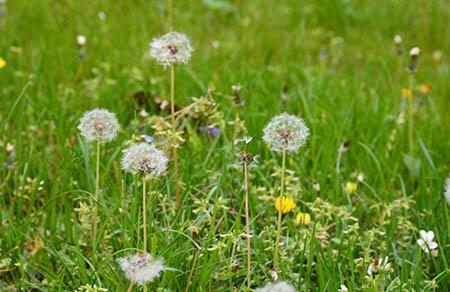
[1,0,450,291]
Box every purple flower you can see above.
[142,134,154,143]
[209,127,220,136]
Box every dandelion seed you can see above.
[117,254,165,285]
[77,35,87,46]
[295,212,311,225]
[338,285,349,292]
[150,31,193,68]
[417,230,438,255]
[78,109,120,143]
[444,174,450,205]
[345,182,358,194]
[0,57,6,69]
[121,143,168,177]
[256,281,296,292]
[263,113,309,153]
[275,196,296,214]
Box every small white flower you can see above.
[444,174,450,205]
[77,35,87,46]
[417,230,438,254]
[117,254,164,285]
[78,109,120,143]
[357,173,365,182]
[393,35,402,44]
[150,31,193,67]
[256,281,295,292]
[410,47,420,57]
[263,113,309,153]
[338,285,349,292]
[121,143,168,177]
[313,181,321,192]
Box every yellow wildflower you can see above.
[0,57,6,69]
[275,196,296,214]
[345,182,358,194]
[295,212,311,225]
[401,88,412,98]
[419,84,431,95]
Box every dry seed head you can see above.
[78,108,120,143]
[117,254,165,285]
[121,143,168,177]
[150,31,193,67]
[256,281,296,292]
[263,113,309,153]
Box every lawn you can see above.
[1,0,449,291]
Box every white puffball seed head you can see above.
[78,108,120,143]
[263,113,309,153]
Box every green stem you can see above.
[408,74,415,153]
[244,161,251,289]
[273,150,286,271]
[92,141,100,255]
[143,176,147,255]
[170,64,181,208]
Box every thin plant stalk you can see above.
[170,64,181,207]
[92,141,101,255]
[407,74,415,153]
[143,176,148,292]
[127,280,136,292]
[184,251,198,292]
[273,149,286,271]
[243,160,251,288]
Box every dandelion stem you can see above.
[170,64,181,208]
[143,176,147,255]
[184,251,198,292]
[273,149,286,271]
[127,280,136,292]
[168,0,173,31]
[92,141,100,255]
[407,74,415,153]
[243,160,251,288]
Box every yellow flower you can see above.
[275,196,296,214]
[0,57,6,69]
[401,88,412,98]
[345,182,358,194]
[295,212,311,225]
[419,84,431,95]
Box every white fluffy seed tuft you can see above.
[121,143,168,177]
[117,254,165,285]
[263,112,309,153]
[255,281,296,292]
[150,31,193,67]
[78,108,120,143]
[444,174,450,206]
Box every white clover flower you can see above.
[417,230,438,254]
[77,35,87,46]
[150,31,193,67]
[117,254,165,286]
[393,35,402,44]
[78,109,120,143]
[121,143,168,177]
[444,174,450,205]
[255,281,296,292]
[263,113,309,153]
[338,285,348,292]
[410,47,420,57]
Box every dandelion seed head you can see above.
[78,109,120,143]
[393,35,402,44]
[150,32,193,67]
[444,174,450,205]
[263,113,309,153]
[121,143,168,177]
[256,281,296,292]
[410,47,420,57]
[117,254,164,285]
[77,35,87,46]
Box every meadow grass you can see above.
[1,0,450,291]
